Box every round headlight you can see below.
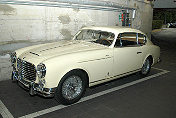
[37,63,46,78]
[10,52,17,64]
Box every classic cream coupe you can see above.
[10,26,160,104]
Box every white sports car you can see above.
[10,26,160,104]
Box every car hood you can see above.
[18,40,106,64]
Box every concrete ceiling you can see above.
[154,0,176,8]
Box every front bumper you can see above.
[12,71,56,97]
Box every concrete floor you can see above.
[0,35,176,118]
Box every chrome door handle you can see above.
[137,52,142,54]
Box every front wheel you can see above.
[140,58,151,77]
[55,70,86,105]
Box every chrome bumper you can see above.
[12,71,56,97]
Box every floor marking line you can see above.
[0,100,14,118]
[151,67,170,72]
[19,68,169,118]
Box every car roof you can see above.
[82,26,145,35]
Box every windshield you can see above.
[75,29,115,46]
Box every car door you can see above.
[113,32,143,76]
[85,48,113,85]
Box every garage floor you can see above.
[0,37,176,118]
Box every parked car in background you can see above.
[167,22,176,28]
[10,26,160,105]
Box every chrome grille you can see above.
[17,58,36,81]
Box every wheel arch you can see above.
[54,68,89,105]
[60,68,90,88]
[143,54,153,66]
[148,55,153,65]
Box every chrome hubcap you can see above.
[142,59,150,75]
[62,75,82,100]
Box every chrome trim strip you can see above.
[90,68,141,84]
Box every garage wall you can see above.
[0,0,153,42]
[132,0,153,37]
[0,4,119,42]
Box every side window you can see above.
[121,33,137,46]
[94,31,115,46]
[115,32,137,47]
[114,32,147,48]
[138,33,147,45]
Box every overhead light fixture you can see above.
[132,10,136,19]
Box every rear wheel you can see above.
[55,70,87,105]
[140,58,151,77]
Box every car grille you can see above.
[17,58,36,81]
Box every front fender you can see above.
[43,54,91,88]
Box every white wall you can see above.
[0,0,153,42]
